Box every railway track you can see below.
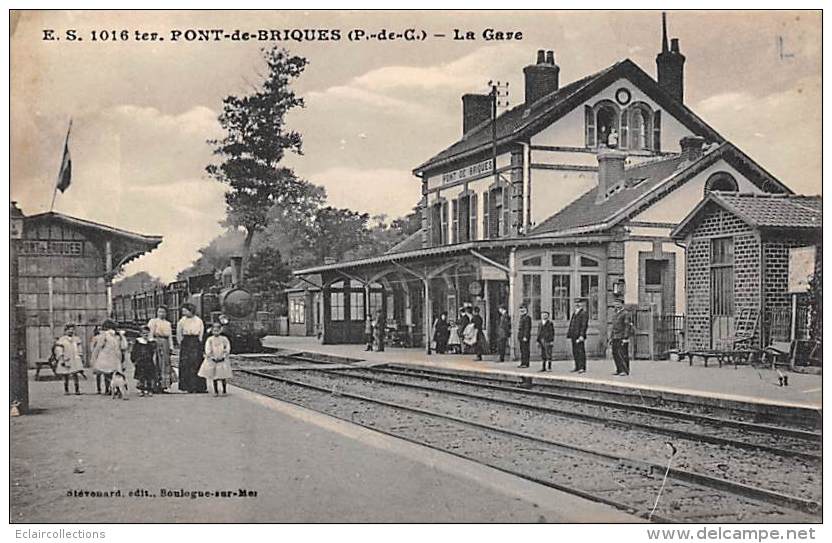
[234,364,821,523]
[315,366,821,461]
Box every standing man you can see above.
[471,307,486,361]
[567,299,589,373]
[536,311,555,372]
[364,315,374,352]
[609,300,634,376]
[496,305,511,362]
[517,305,532,368]
[373,309,386,352]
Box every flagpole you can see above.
[50,119,72,212]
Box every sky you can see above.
[10,10,821,282]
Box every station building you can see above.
[671,193,821,350]
[294,18,794,359]
[13,207,162,366]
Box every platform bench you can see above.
[679,349,758,368]
[34,359,58,381]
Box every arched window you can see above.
[622,103,653,151]
[586,101,620,148]
[705,171,739,194]
[596,104,619,147]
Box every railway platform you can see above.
[262,337,822,411]
[11,369,638,523]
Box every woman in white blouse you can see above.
[176,303,207,393]
[148,306,175,392]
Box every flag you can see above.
[56,122,72,193]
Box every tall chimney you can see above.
[523,49,560,105]
[230,256,243,286]
[656,12,686,103]
[461,93,492,135]
[679,136,706,162]
[596,148,627,204]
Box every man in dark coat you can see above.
[433,311,450,354]
[471,307,486,361]
[536,311,555,372]
[609,300,634,375]
[517,305,532,368]
[496,305,511,362]
[566,299,589,373]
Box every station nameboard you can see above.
[441,159,493,185]
[788,245,816,293]
[19,240,84,257]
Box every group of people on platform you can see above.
[431,299,635,375]
[51,303,233,398]
[364,309,387,352]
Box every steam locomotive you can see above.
[112,257,271,352]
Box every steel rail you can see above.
[314,367,822,462]
[370,364,823,441]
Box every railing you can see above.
[762,306,811,346]
[633,307,685,360]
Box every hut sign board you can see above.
[20,240,84,257]
[788,245,816,293]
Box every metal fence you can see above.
[633,307,685,360]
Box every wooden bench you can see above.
[680,349,759,368]
[34,358,58,380]
[762,341,793,369]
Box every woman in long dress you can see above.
[148,306,175,392]
[177,303,206,393]
[90,319,128,395]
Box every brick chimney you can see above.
[523,49,559,105]
[461,93,492,135]
[656,12,686,103]
[679,136,705,162]
[596,147,627,203]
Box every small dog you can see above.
[110,371,129,400]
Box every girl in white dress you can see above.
[54,323,85,395]
[198,322,232,396]
[91,320,128,395]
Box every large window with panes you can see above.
[289,297,305,324]
[518,250,604,323]
[330,280,346,321]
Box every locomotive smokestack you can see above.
[230,256,243,286]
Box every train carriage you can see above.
[112,258,270,352]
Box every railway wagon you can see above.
[112,258,271,352]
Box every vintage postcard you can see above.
[8,9,823,531]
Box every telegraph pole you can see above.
[488,80,509,234]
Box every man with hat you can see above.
[566,298,589,373]
[609,299,634,376]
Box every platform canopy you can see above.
[23,211,163,276]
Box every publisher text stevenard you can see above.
[66,488,258,499]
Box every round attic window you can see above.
[705,171,739,194]
[615,87,631,106]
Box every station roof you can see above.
[23,211,163,269]
[529,142,792,238]
[413,59,724,176]
[671,192,822,239]
[385,229,424,254]
[294,234,613,276]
